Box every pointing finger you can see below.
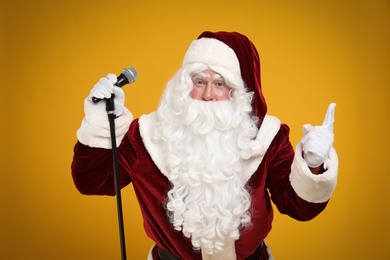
[322,103,336,128]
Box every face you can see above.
[190,70,231,101]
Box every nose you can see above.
[202,84,216,101]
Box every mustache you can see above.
[184,100,239,134]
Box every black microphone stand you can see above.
[106,94,127,260]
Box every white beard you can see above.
[152,64,258,255]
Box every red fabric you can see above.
[197,31,267,122]
[71,119,328,260]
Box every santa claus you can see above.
[72,31,338,260]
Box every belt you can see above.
[157,246,180,260]
[157,241,265,260]
[247,241,265,260]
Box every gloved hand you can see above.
[88,73,125,116]
[301,103,336,168]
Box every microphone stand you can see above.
[106,94,127,260]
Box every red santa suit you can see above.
[71,31,338,260]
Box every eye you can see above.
[214,81,225,88]
[192,77,205,87]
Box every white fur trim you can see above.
[147,245,153,260]
[267,245,274,260]
[250,116,281,158]
[182,38,241,76]
[290,143,338,203]
[76,98,133,149]
[242,115,280,182]
[139,112,169,175]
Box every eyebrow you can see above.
[191,72,224,81]
[213,74,224,81]
[191,72,207,79]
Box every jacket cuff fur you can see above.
[290,142,338,203]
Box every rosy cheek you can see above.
[190,88,201,100]
[215,89,230,101]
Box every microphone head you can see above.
[122,67,138,83]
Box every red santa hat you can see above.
[182,31,267,122]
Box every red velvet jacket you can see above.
[71,118,328,259]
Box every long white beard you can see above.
[154,97,258,255]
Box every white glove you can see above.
[301,103,336,168]
[88,73,125,116]
[77,73,132,148]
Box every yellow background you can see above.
[1,0,389,259]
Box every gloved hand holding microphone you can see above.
[88,67,138,116]
[77,67,137,149]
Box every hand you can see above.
[88,73,125,116]
[301,103,336,168]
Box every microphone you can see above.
[92,67,138,103]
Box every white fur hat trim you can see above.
[182,38,241,76]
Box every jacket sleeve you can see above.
[265,124,333,221]
[72,142,117,196]
[70,120,141,196]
